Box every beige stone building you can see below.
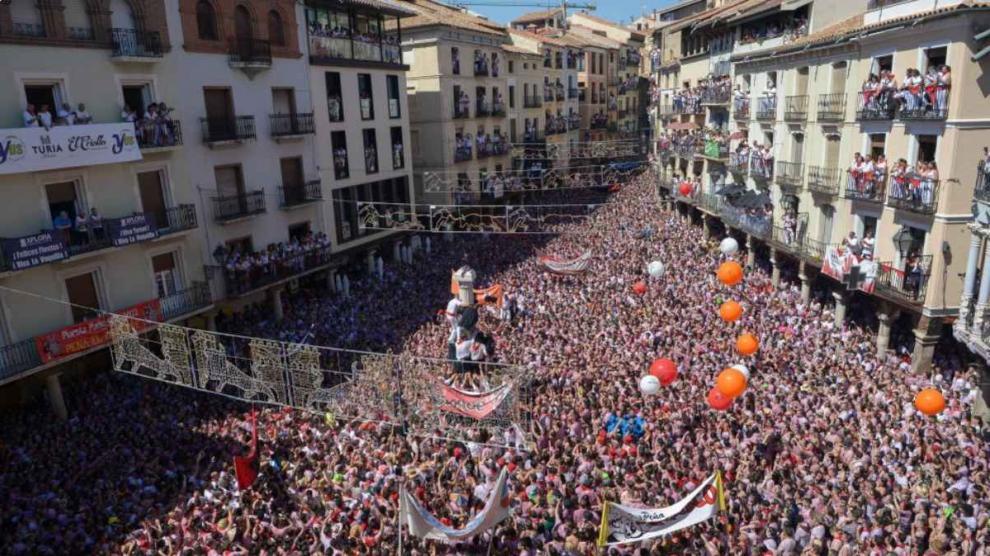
[401,0,511,205]
[567,26,621,141]
[655,0,990,372]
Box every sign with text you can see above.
[107,213,158,247]
[35,299,163,364]
[0,123,142,175]
[1,230,69,271]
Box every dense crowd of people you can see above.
[2,172,988,555]
[860,66,951,116]
[214,232,333,295]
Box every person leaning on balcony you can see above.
[89,207,104,240]
[75,103,92,125]
[56,103,76,126]
[74,210,90,246]
[53,210,72,245]
[22,104,39,127]
[936,66,951,112]
[121,104,137,123]
[861,231,875,261]
[37,104,53,130]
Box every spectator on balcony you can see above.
[896,68,924,111]
[861,230,875,261]
[89,207,104,241]
[121,104,138,123]
[842,230,861,257]
[73,210,90,247]
[53,210,72,245]
[22,104,39,127]
[936,65,951,112]
[75,103,93,125]
[56,103,77,126]
[37,104,53,130]
[458,89,470,116]
[920,161,939,208]
[890,158,910,201]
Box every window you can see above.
[196,0,218,41]
[452,47,461,75]
[916,135,937,163]
[46,181,86,251]
[138,170,170,230]
[152,252,181,297]
[387,75,401,118]
[325,72,343,122]
[820,205,834,243]
[214,165,245,198]
[509,85,515,109]
[268,10,285,46]
[331,131,348,179]
[363,129,378,174]
[924,46,947,71]
[391,127,404,169]
[869,133,886,159]
[508,60,514,73]
[872,55,893,74]
[24,83,65,118]
[289,222,311,242]
[358,74,374,120]
[122,83,153,119]
[64,272,103,323]
[233,5,252,40]
[333,188,356,242]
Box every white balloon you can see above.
[639,375,660,395]
[647,261,665,278]
[731,364,750,381]
[720,237,739,256]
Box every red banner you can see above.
[34,299,163,364]
[438,382,512,420]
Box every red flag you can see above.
[233,409,259,490]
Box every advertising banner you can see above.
[35,299,163,364]
[107,213,158,247]
[0,123,141,175]
[1,230,69,270]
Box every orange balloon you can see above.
[715,367,747,398]
[736,333,759,356]
[914,388,946,416]
[717,261,744,286]
[719,300,743,322]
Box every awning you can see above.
[667,122,698,131]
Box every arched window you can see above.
[234,5,252,39]
[196,1,217,40]
[267,10,284,46]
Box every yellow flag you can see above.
[715,471,728,512]
[596,501,611,547]
[324,412,336,427]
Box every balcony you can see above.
[228,38,272,75]
[817,93,846,122]
[110,28,162,61]
[771,224,804,254]
[307,32,403,67]
[807,166,841,196]
[474,62,490,77]
[568,88,579,100]
[672,101,704,115]
[201,116,256,145]
[492,102,507,117]
[899,97,948,121]
[845,171,885,203]
[775,161,804,190]
[728,152,748,175]
[801,238,829,265]
[568,115,581,130]
[0,205,197,273]
[136,119,182,152]
[279,180,322,208]
[783,95,808,121]
[454,146,473,162]
[700,88,730,105]
[887,174,939,215]
[220,245,333,297]
[721,205,771,239]
[856,91,896,121]
[0,282,212,383]
[701,141,729,160]
[750,155,774,181]
[453,104,471,119]
[524,95,542,109]
[475,101,491,118]
[270,113,315,139]
[212,190,266,223]
[875,256,932,304]
[674,143,698,159]
[756,97,776,121]
[733,98,750,120]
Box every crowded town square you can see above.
[1,171,987,554]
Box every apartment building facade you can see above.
[657,0,990,372]
[304,0,416,264]
[0,0,212,409]
[569,27,619,141]
[402,0,511,206]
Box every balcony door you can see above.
[234,5,252,40]
[215,165,244,199]
[272,88,296,116]
[138,170,169,229]
[152,252,180,297]
[280,157,304,204]
[65,272,103,323]
[790,133,804,164]
[204,88,234,139]
[110,0,136,29]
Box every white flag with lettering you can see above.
[400,468,511,543]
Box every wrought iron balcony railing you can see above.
[733,98,750,120]
[756,97,776,120]
[201,116,256,143]
[775,161,804,189]
[817,93,846,122]
[807,165,841,196]
[783,95,808,121]
[886,173,939,215]
[110,28,162,58]
[844,171,885,202]
[279,180,322,208]
[212,190,266,222]
[270,113,315,137]
[976,162,990,204]
[856,91,896,121]
[136,119,182,150]
[228,37,272,66]
[875,256,932,304]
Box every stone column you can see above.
[832,291,848,326]
[798,262,811,303]
[770,248,780,288]
[876,304,899,357]
[974,245,990,332]
[366,249,377,275]
[746,234,756,267]
[960,231,982,324]
[270,288,284,321]
[45,373,68,421]
[911,317,942,374]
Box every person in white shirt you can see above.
[56,103,76,125]
[37,104,53,130]
[74,103,92,124]
[22,104,39,127]
[121,105,137,123]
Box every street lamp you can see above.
[893,226,914,258]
